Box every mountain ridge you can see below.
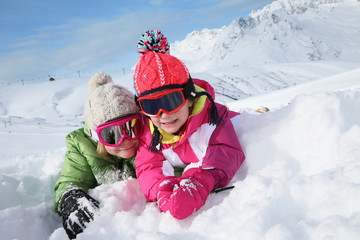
[170,0,360,102]
[172,0,359,69]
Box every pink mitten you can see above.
[169,169,215,219]
[157,176,181,212]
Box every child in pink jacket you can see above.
[133,30,245,219]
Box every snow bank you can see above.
[1,68,359,240]
[51,71,360,239]
[1,73,359,240]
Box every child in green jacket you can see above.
[54,71,143,239]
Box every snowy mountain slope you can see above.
[226,67,360,111]
[172,0,360,101]
[172,0,360,67]
[0,74,137,160]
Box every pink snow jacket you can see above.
[135,78,245,202]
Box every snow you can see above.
[1,0,360,239]
[2,66,359,240]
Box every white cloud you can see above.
[0,0,274,83]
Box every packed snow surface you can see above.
[1,67,359,240]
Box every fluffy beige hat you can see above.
[85,71,138,130]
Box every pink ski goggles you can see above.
[90,114,143,147]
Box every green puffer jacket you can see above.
[54,123,136,213]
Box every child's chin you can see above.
[119,149,136,158]
[162,126,180,134]
[160,123,181,133]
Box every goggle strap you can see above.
[104,113,138,125]
[137,75,195,99]
[135,95,141,111]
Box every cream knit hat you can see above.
[85,71,138,130]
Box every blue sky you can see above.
[0,0,274,83]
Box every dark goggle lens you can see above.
[100,118,141,145]
[140,91,185,115]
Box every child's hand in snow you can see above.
[168,169,215,219]
[59,188,100,239]
[157,176,181,212]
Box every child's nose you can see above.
[159,111,170,118]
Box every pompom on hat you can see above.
[137,29,170,57]
[85,71,138,130]
[134,30,190,98]
[133,30,222,153]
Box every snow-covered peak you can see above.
[171,0,360,72]
[250,0,314,18]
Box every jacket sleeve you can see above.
[135,122,167,202]
[54,131,97,213]
[193,104,245,189]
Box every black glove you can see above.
[59,188,100,239]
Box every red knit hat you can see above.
[134,30,222,153]
[134,49,190,97]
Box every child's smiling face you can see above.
[150,100,193,134]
